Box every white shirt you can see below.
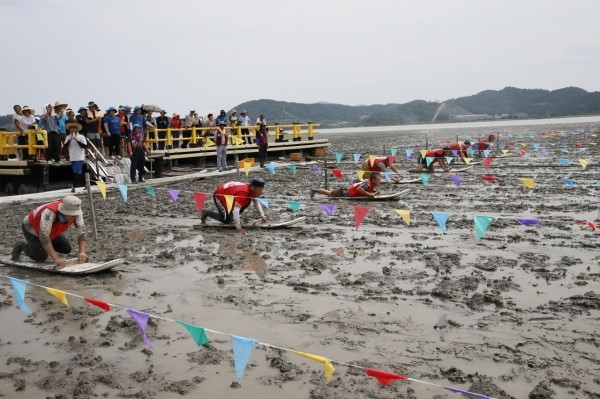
[64,132,88,161]
[239,115,251,127]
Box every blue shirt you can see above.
[57,113,67,134]
[105,114,121,135]
[129,113,145,133]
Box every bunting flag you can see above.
[46,288,68,306]
[126,308,153,349]
[560,148,569,153]
[394,209,410,226]
[519,149,526,157]
[310,166,322,173]
[355,170,366,180]
[474,215,493,240]
[480,176,498,183]
[84,297,111,311]
[291,350,335,383]
[519,142,527,148]
[244,162,251,176]
[467,149,476,157]
[559,159,569,166]
[540,148,548,156]
[390,148,397,156]
[353,153,361,164]
[365,368,407,386]
[387,155,396,165]
[445,157,453,165]
[168,189,180,206]
[257,197,269,208]
[381,172,392,182]
[518,218,541,227]
[450,175,462,187]
[224,195,235,213]
[420,149,427,158]
[420,173,431,186]
[502,149,509,155]
[335,153,343,163]
[266,163,276,174]
[332,169,342,179]
[579,147,588,153]
[193,192,207,214]
[117,184,128,203]
[231,336,258,384]
[586,221,598,231]
[176,320,209,346]
[319,204,337,216]
[560,179,576,187]
[287,165,298,174]
[444,386,495,399]
[431,211,449,233]
[579,158,590,169]
[9,277,32,314]
[405,149,413,157]
[96,181,107,200]
[483,150,491,158]
[287,200,301,212]
[144,186,157,199]
[463,157,473,164]
[451,150,459,157]
[205,137,215,147]
[520,178,535,189]
[483,157,493,169]
[369,154,377,163]
[425,157,434,167]
[231,136,244,145]
[533,143,539,150]
[353,206,370,230]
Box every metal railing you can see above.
[0,129,48,157]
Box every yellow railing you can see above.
[0,129,48,156]
[145,123,319,150]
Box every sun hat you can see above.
[108,106,117,113]
[241,110,247,114]
[87,101,97,109]
[78,106,87,112]
[54,101,68,109]
[132,123,142,129]
[231,109,237,113]
[133,105,142,112]
[250,178,265,188]
[58,195,83,216]
[22,106,34,113]
[65,119,83,131]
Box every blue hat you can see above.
[132,123,142,129]
[78,106,87,112]
[133,105,141,112]
[108,106,117,112]
[124,105,131,110]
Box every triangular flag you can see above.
[483,150,491,158]
[266,163,276,174]
[481,176,498,183]
[483,157,493,169]
[257,197,269,208]
[586,221,598,231]
[450,175,462,187]
[319,204,337,216]
[519,149,526,157]
[444,386,495,398]
[451,150,459,157]
[463,157,473,164]
[519,142,527,148]
[193,192,207,214]
[144,186,157,199]
[390,148,398,156]
[335,153,343,163]
[541,148,548,156]
[420,149,427,158]
[520,178,535,189]
[394,209,410,226]
[368,154,377,163]
[287,200,301,212]
[579,147,588,153]
[353,206,370,230]
[46,288,68,306]
[365,368,407,386]
[231,136,244,145]
[559,159,569,166]
[126,308,153,349]
[559,179,575,187]
[445,157,453,164]
[501,149,509,155]
[353,153,361,164]
[474,215,493,240]
[224,194,235,213]
[518,218,541,227]
[176,320,209,346]
[96,181,107,200]
[231,335,258,384]
[533,143,539,150]
[356,170,366,180]
[381,172,391,182]
[291,350,335,383]
[425,157,434,167]
[405,149,413,157]
[560,148,569,153]
[420,173,431,186]
[579,158,590,169]
[332,169,342,179]
[287,165,297,174]
[244,162,251,176]
[205,137,215,147]
[84,297,111,311]
[168,189,180,206]
[9,277,32,314]
[432,211,449,233]
[117,183,128,203]
[310,166,322,173]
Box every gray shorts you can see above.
[331,187,348,197]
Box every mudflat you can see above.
[0,122,599,399]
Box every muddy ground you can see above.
[1,122,599,399]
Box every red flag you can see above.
[576,142,583,148]
[483,157,493,170]
[480,176,498,183]
[519,149,526,156]
[387,155,396,165]
[332,169,342,179]
[586,221,598,231]
[84,297,111,311]
[193,192,207,214]
[365,368,407,386]
[353,206,370,230]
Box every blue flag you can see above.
[266,163,276,174]
[474,215,493,240]
[390,148,398,156]
[335,153,343,163]
[231,335,258,384]
[432,211,449,233]
[118,184,128,203]
[9,277,32,314]
[353,153,361,164]
[257,197,269,208]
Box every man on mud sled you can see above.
[11,195,88,269]
[310,172,382,199]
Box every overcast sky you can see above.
[2,0,599,117]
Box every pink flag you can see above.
[586,221,598,231]
[483,157,493,169]
[519,149,526,156]
[353,206,370,230]
[193,192,207,214]
[332,169,342,179]
[126,308,153,349]
[365,368,407,386]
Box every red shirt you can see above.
[446,143,468,158]
[347,179,377,197]
[367,157,390,171]
[214,182,255,211]
[28,201,74,240]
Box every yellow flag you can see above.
[579,158,590,169]
[394,209,410,226]
[46,288,68,306]
[231,136,244,145]
[368,154,377,163]
[501,149,509,155]
[589,142,597,146]
[291,350,335,383]
[244,162,251,176]
[205,137,215,147]
[463,157,473,164]
[519,142,527,148]
[356,170,365,180]
[457,141,464,146]
[224,195,235,212]
[96,181,106,200]
[520,178,535,189]
[420,149,427,158]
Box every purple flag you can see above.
[451,150,459,157]
[168,189,180,206]
[319,204,337,215]
[126,308,153,349]
[310,166,322,173]
[518,218,541,227]
[450,175,462,187]
[444,387,494,399]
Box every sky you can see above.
[2,0,599,117]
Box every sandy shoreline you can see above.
[1,121,599,399]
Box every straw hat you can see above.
[58,195,83,216]
[54,101,68,109]
[22,106,35,114]
[65,119,83,131]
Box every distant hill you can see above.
[2,87,599,130]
